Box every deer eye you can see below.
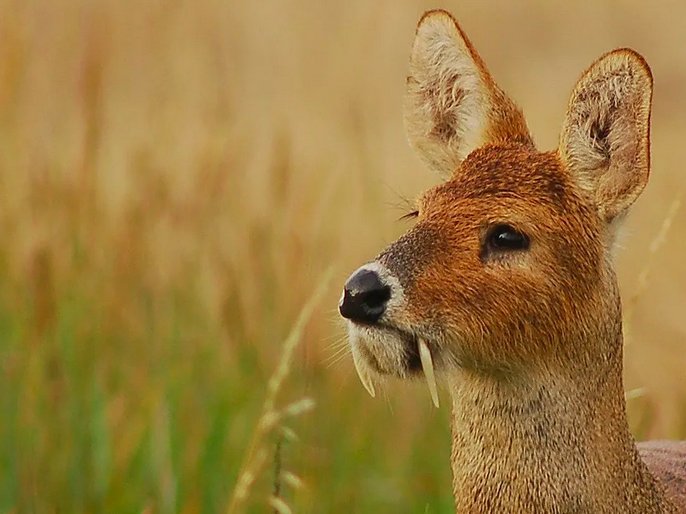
[486,224,530,252]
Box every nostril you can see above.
[339,269,391,324]
[359,285,391,310]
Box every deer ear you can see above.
[404,10,533,176]
[560,49,653,222]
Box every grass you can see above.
[228,268,330,514]
[0,1,685,512]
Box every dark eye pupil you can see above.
[489,224,529,251]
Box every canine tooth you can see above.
[352,344,376,398]
[418,338,439,408]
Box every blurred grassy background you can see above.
[0,0,685,512]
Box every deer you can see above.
[338,9,686,513]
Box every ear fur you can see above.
[404,10,534,176]
[559,49,653,222]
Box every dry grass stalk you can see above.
[227,268,333,514]
[624,192,683,329]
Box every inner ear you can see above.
[559,49,653,222]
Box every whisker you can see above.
[323,342,349,360]
[325,349,351,369]
[383,387,394,415]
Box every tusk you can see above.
[351,342,376,398]
[418,338,439,408]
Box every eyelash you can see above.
[399,210,419,221]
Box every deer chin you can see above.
[347,322,441,408]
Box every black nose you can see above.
[339,269,391,324]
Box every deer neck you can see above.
[447,335,674,514]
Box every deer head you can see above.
[339,10,652,406]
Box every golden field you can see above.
[0,0,684,512]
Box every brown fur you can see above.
[342,8,686,513]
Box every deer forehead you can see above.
[418,145,587,222]
[419,145,600,238]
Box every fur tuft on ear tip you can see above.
[609,48,654,85]
[416,9,459,30]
